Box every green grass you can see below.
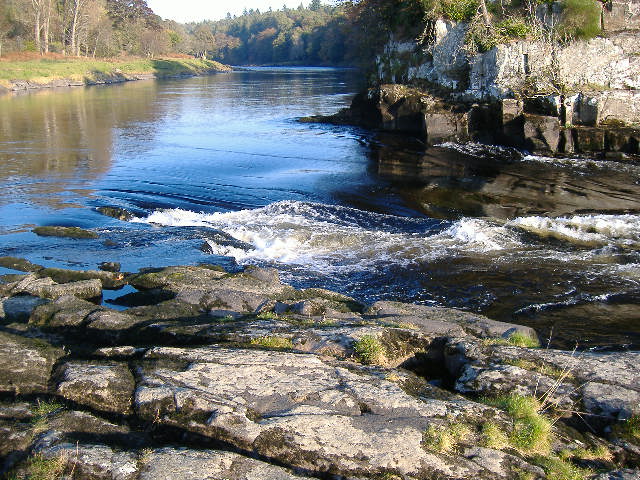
[532,454,594,480]
[353,335,386,365]
[482,394,552,454]
[249,335,293,349]
[12,453,68,480]
[422,422,471,454]
[503,359,568,379]
[612,414,640,442]
[481,421,509,449]
[0,56,230,85]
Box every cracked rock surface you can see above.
[0,260,639,479]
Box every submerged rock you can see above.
[32,226,99,239]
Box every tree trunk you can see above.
[71,0,79,56]
[33,5,41,53]
[479,0,491,26]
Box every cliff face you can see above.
[367,0,640,155]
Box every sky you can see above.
[147,0,315,23]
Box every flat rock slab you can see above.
[0,331,65,394]
[135,346,500,479]
[367,301,538,340]
[56,361,135,415]
[140,448,317,480]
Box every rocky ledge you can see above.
[1,257,639,479]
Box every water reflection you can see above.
[0,81,167,209]
[373,135,640,219]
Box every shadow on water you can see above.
[372,133,640,220]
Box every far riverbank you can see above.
[0,54,231,93]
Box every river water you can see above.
[1,67,639,349]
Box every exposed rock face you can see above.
[0,260,639,479]
[56,361,135,415]
[0,331,65,394]
[364,15,640,153]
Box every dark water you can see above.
[1,67,639,349]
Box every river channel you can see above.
[0,67,639,349]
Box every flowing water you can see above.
[1,67,639,349]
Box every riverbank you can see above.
[0,54,231,93]
[0,239,639,479]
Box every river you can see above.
[1,67,639,349]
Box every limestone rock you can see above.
[139,448,316,480]
[56,361,135,415]
[38,267,126,289]
[367,300,538,340]
[0,331,65,394]
[0,295,50,322]
[29,295,99,327]
[38,443,139,480]
[134,346,502,479]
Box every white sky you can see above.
[147,0,314,23]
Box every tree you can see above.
[310,0,322,11]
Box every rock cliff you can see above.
[318,1,640,156]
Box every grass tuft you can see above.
[508,332,540,348]
[249,335,293,349]
[532,454,594,480]
[353,335,386,365]
[482,394,552,454]
[481,421,509,449]
[422,422,470,454]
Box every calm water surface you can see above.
[1,67,639,349]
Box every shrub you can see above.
[558,0,601,40]
[353,335,386,365]
[440,0,480,22]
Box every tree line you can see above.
[0,0,602,63]
[0,0,368,65]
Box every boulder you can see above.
[30,295,99,328]
[523,113,561,153]
[32,226,99,239]
[0,331,66,394]
[56,361,135,415]
[38,268,126,289]
[0,295,50,323]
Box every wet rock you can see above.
[0,331,66,394]
[523,113,561,153]
[0,256,43,273]
[29,295,99,328]
[96,206,136,221]
[7,274,103,300]
[424,111,470,145]
[38,267,126,289]
[32,226,99,239]
[56,361,135,415]
[367,301,538,340]
[135,346,501,479]
[0,295,50,323]
[139,448,316,480]
[98,262,121,273]
[593,469,640,480]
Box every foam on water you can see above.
[133,201,523,272]
[509,214,640,248]
[133,201,640,275]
